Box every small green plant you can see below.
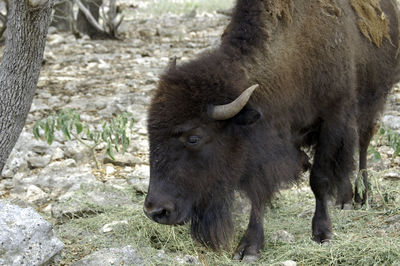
[368,126,400,161]
[356,126,400,204]
[33,109,134,168]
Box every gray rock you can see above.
[52,147,65,160]
[31,139,51,154]
[1,151,29,178]
[27,153,52,168]
[0,201,64,266]
[25,184,49,205]
[130,164,150,179]
[103,153,142,167]
[383,170,400,180]
[63,141,92,165]
[11,160,100,201]
[72,245,144,266]
[270,230,295,244]
[30,98,50,112]
[51,184,133,222]
[1,178,15,190]
[382,115,400,132]
[127,178,149,194]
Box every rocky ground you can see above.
[1,1,400,265]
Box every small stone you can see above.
[100,220,128,233]
[270,230,295,244]
[31,141,50,154]
[71,246,143,266]
[127,178,149,194]
[43,204,52,214]
[64,142,92,165]
[27,154,52,168]
[130,164,150,179]
[2,179,14,190]
[383,170,400,180]
[375,229,386,237]
[277,260,297,266]
[103,153,142,167]
[2,151,29,178]
[106,166,115,175]
[175,255,199,264]
[52,147,65,160]
[139,29,154,39]
[298,209,313,218]
[386,215,400,224]
[25,185,48,205]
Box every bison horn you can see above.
[208,84,259,120]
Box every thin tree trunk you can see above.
[76,0,108,39]
[51,0,72,32]
[0,0,54,173]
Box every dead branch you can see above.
[76,0,123,39]
[75,0,104,32]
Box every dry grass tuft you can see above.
[351,0,392,47]
[265,0,294,25]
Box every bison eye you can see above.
[187,135,200,146]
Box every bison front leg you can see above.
[310,167,333,243]
[233,204,264,262]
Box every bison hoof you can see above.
[312,231,332,244]
[354,193,367,205]
[312,217,332,244]
[233,243,261,262]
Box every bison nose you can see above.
[146,207,171,223]
[144,199,174,224]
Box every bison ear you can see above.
[231,108,261,126]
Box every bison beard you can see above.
[190,193,234,250]
[144,0,400,262]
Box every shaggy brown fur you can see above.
[144,0,400,261]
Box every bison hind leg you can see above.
[310,112,357,243]
[335,177,353,209]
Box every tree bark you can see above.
[0,0,54,173]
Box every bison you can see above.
[144,0,400,261]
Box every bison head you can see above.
[144,68,260,248]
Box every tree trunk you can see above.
[0,0,54,173]
[76,0,108,39]
[51,0,72,32]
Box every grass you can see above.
[46,176,400,265]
